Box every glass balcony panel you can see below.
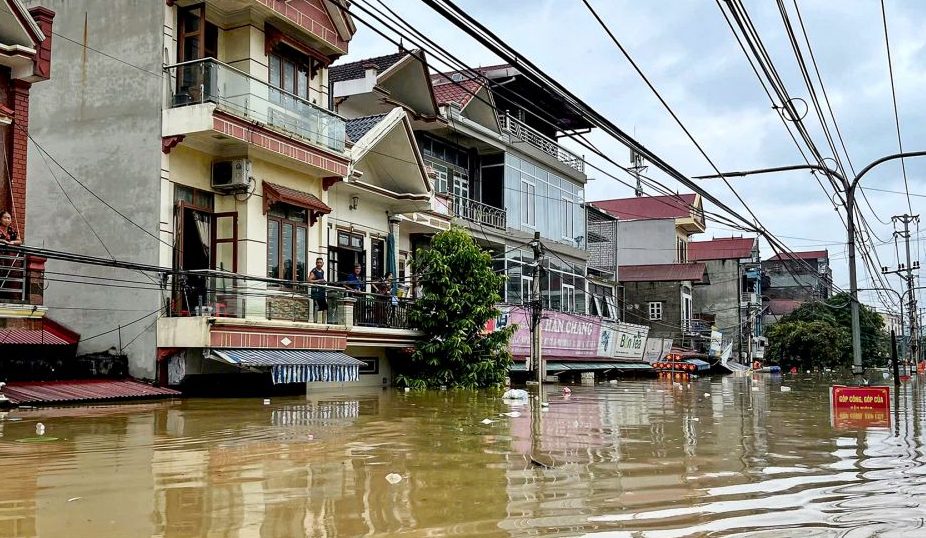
[166,59,346,153]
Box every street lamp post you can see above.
[696,151,926,376]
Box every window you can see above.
[267,202,309,282]
[648,301,663,321]
[269,51,317,104]
[521,180,536,226]
[562,284,575,312]
[521,275,533,303]
[682,293,692,330]
[562,198,574,240]
[677,237,687,263]
[371,238,385,280]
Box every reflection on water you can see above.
[1,376,926,537]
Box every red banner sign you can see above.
[830,386,891,428]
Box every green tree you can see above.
[766,292,887,369]
[396,227,515,389]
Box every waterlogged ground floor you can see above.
[0,375,925,536]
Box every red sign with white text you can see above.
[830,386,890,428]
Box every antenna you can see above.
[629,147,647,197]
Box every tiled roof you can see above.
[1,379,180,406]
[432,79,483,108]
[689,237,757,261]
[768,299,803,316]
[329,51,409,83]
[620,263,707,283]
[345,113,388,143]
[591,194,698,221]
[263,181,332,215]
[767,250,828,262]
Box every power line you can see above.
[878,0,914,215]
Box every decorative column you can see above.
[338,295,357,328]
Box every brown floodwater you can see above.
[0,374,923,537]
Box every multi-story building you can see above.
[585,203,618,320]
[590,193,706,267]
[619,263,708,343]
[331,50,592,314]
[762,250,832,301]
[0,1,80,375]
[688,237,761,359]
[24,1,440,391]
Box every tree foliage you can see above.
[766,292,887,369]
[396,228,515,389]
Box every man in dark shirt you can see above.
[307,257,328,322]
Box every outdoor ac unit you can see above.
[212,159,251,191]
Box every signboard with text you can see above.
[501,307,601,359]
[830,385,890,429]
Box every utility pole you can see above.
[884,214,920,373]
[529,232,545,384]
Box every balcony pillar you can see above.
[338,296,357,328]
[26,255,46,305]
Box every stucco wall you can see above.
[692,259,742,351]
[615,219,678,269]
[622,281,685,342]
[24,0,164,380]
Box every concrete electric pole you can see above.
[529,232,545,384]
[884,214,920,371]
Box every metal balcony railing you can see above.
[498,111,585,173]
[446,195,507,231]
[167,270,413,330]
[164,58,346,153]
[0,253,26,303]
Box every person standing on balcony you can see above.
[308,257,328,323]
[0,211,21,247]
[0,210,22,295]
[345,264,364,292]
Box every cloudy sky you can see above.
[343,0,926,312]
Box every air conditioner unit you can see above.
[212,159,251,191]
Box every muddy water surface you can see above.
[0,374,924,537]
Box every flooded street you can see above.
[1,375,925,537]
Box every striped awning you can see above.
[207,349,364,384]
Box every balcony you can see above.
[498,112,584,173]
[0,253,45,306]
[445,194,507,231]
[166,271,412,330]
[164,58,346,154]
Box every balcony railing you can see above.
[445,194,507,231]
[167,271,412,330]
[0,253,26,303]
[164,58,346,153]
[498,111,585,173]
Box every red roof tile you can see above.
[1,379,180,406]
[767,250,828,261]
[432,79,483,108]
[620,263,707,283]
[263,181,332,215]
[689,237,757,261]
[591,194,698,221]
[0,329,73,345]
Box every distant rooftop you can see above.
[345,113,387,143]
[767,250,828,262]
[620,263,707,283]
[689,237,757,261]
[329,50,409,83]
[591,194,698,221]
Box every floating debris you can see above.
[480,418,495,425]
[385,473,403,484]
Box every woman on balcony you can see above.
[0,211,21,247]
